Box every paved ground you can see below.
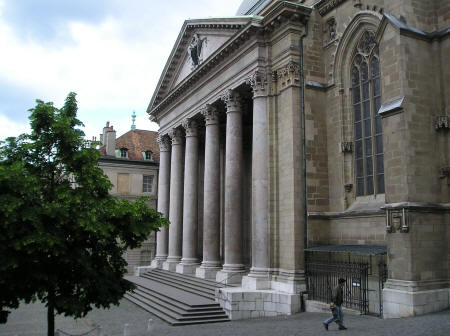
[0,299,449,336]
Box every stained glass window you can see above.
[352,32,384,196]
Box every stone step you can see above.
[125,294,230,326]
[141,272,216,299]
[126,276,214,305]
[130,289,227,317]
[133,286,221,313]
[124,274,230,326]
[150,268,227,289]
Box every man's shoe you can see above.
[338,325,347,330]
[323,323,328,330]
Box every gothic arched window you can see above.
[352,31,384,196]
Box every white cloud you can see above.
[0,113,30,139]
[0,0,244,141]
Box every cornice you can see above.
[149,20,249,112]
[379,14,450,43]
[149,3,312,121]
[315,0,347,17]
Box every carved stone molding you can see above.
[317,0,346,17]
[157,134,171,152]
[168,128,184,146]
[246,70,268,97]
[276,61,300,90]
[324,18,337,44]
[341,141,353,153]
[182,118,199,137]
[435,116,449,130]
[220,89,242,113]
[385,208,409,234]
[200,104,220,126]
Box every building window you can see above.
[352,31,384,196]
[120,148,128,158]
[143,150,153,161]
[143,175,154,193]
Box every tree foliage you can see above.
[0,93,168,335]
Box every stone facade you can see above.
[148,0,449,319]
[98,123,159,274]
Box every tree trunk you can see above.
[47,290,55,336]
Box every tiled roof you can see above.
[99,129,160,163]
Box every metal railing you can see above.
[306,260,370,314]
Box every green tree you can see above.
[0,93,168,336]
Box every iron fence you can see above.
[306,260,369,314]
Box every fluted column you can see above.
[177,118,200,274]
[243,70,271,290]
[151,135,171,269]
[216,89,246,284]
[196,105,222,280]
[163,128,184,272]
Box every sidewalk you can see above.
[0,299,449,336]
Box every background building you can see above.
[147,0,449,319]
[98,120,160,274]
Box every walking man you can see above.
[323,278,347,330]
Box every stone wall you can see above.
[308,214,385,246]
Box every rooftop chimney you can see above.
[101,121,111,145]
[105,126,116,156]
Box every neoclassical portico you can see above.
[149,1,312,319]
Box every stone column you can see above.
[162,128,184,272]
[196,105,222,280]
[216,89,246,284]
[242,71,271,289]
[176,118,200,274]
[151,135,171,269]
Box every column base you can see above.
[162,257,181,272]
[270,269,306,294]
[216,269,246,285]
[150,257,166,269]
[242,274,271,290]
[195,263,222,280]
[176,263,199,275]
[383,279,449,318]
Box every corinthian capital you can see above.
[157,134,171,152]
[168,128,184,145]
[276,61,300,89]
[246,70,268,97]
[200,104,220,126]
[220,89,242,113]
[182,118,199,137]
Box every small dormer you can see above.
[143,150,154,161]
[116,148,129,158]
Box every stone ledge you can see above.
[383,287,450,318]
[216,287,301,320]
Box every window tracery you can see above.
[352,31,384,196]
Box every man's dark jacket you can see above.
[331,285,344,306]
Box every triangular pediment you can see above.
[148,17,253,112]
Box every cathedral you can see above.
[148,0,449,319]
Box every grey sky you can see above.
[0,0,243,140]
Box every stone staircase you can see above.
[124,269,231,325]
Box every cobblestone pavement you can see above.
[1,299,449,336]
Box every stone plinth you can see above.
[162,261,178,272]
[383,280,449,318]
[196,266,221,280]
[176,263,198,275]
[216,287,301,320]
[242,275,271,290]
[216,269,246,285]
